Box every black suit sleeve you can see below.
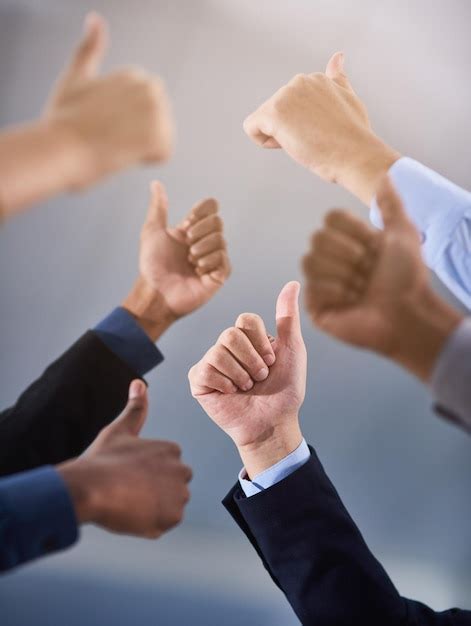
[223,448,471,626]
[0,331,140,476]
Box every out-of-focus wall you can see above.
[0,1,470,624]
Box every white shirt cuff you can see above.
[238,438,310,498]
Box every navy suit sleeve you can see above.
[223,448,471,626]
[0,331,141,476]
[0,466,78,573]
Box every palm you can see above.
[196,337,306,448]
[140,224,222,318]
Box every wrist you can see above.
[57,458,98,525]
[237,417,303,479]
[39,117,91,191]
[122,276,177,342]
[337,132,401,205]
[387,288,464,383]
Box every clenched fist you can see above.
[189,282,306,478]
[45,12,173,188]
[0,12,174,217]
[123,181,231,340]
[243,52,399,204]
[59,380,192,539]
[303,176,463,382]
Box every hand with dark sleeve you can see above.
[189,282,470,625]
[1,381,192,573]
[0,182,230,476]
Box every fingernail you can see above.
[264,353,276,366]
[242,380,254,391]
[129,380,144,399]
[255,367,269,381]
[182,219,191,229]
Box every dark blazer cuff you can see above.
[94,307,164,376]
[0,466,78,572]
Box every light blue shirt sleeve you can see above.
[431,317,471,433]
[370,157,471,309]
[94,307,164,377]
[238,438,310,497]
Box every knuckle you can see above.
[326,208,349,226]
[236,312,262,330]
[182,464,193,483]
[162,440,181,457]
[211,214,223,230]
[312,230,326,248]
[219,326,240,346]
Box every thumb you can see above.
[325,51,353,91]
[109,380,149,436]
[275,281,303,344]
[63,12,108,84]
[145,181,169,229]
[376,174,410,231]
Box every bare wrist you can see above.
[122,276,177,342]
[40,118,91,191]
[337,132,401,205]
[387,288,464,383]
[58,459,98,525]
[237,418,303,479]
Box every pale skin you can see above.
[122,181,231,342]
[243,51,401,205]
[189,282,306,479]
[303,175,464,383]
[59,380,192,539]
[0,12,174,219]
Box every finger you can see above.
[189,362,238,396]
[206,346,255,391]
[243,109,279,148]
[275,281,303,345]
[235,313,275,367]
[145,181,168,229]
[185,214,223,244]
[376,174,411,230]
[181,198,219,230]
[218,327,269,382]
[110,380,148,436]
[195,250,226,276]
[207,252,231,285]
[310,227,368,267]
[189,232,226,261]
[303,254,366,291]
[325,51,353,91]
[305,279,358,314]
[180,465,193,485]
[63,12,108,84]
[324,209,376,248]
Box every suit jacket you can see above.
[0,331,139,476]
[223,449,470,626]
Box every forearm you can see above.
[225,449,406,626]
[337,132,401,206]
[0,120,84,217]
[0,467,78,572]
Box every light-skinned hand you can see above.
[188,282,306,478]
[243,52,400,204]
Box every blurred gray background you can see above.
[0,0,470,624]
